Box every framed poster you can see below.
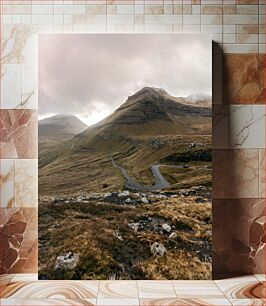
[38,34,212,280]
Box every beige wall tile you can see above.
[223,43,258,53]
[183,14,200,24]
[173,5,182,14]
[223,5,236,14]
[182,5,192,14]
[116,5,134,15]
[223,14,258,24]
[183,24,201,32]
[237,24,259,34]
[237,33,259,43]
[223,24,237,33]
[201,5,223,15]
[237,4,259,14]
[236,0,259,4]
[201,15,222,24]
[107,14,134,24]
[223,33,236,43]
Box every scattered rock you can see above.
[54,252,79,270]
[151,242,166,256]
[141,197,149,204]
[128,222,139,232]
[195,197,207,203]
[169,232,177,239]
[103,192,112,198]
[118,190,130,197]
[125,198,132,204]
[162,223,171,233]
[114,230,123,241]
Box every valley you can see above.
[38,87,212,280]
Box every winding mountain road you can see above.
[111,157,186,192]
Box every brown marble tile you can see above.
[213,105,229,149]
[0,110,37,159]
[216,276,265,299]
[222,54,265,104]
[236,0,258,4]
[212,52,222,104]
[213,149,259,198]
[213,199,266,278]
[0,281,99,299]
[0,208,37,274]
[259,149,265,198]
[139,299,232,305]
[0,299,96,305]
[0,274,14,295]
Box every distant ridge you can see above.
[39,114,87,142]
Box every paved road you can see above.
[111,157,186,192]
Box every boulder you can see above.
[114,230,123,241]
[54,252,79,270]
[141,197,149,204]
[118,190,130,197]
[151,242,166,256]
[103,192,112,198]
[169,232,177,239]
[125,198,132,204]
[162,223,171,233]
[128,222,139,232]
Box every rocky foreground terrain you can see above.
[38,87,212,280]
[39,186,211,280]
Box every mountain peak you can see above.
[130,86,169,99]
[39,114,87,142]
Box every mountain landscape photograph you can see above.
[38,34,212,280]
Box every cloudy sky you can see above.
[39,34,211,126]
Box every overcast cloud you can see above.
[39,34,211,126]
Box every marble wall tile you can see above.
[213,149,259,198]
[0,0,264,280]
[0,208,37,274]
[137,281,176,299]
[0,160,15,208]
[237,25,259,34]
[201,5,223,15]
[213,105,229,149]
[230,299,266,305]
[213,199,266,278]
[1,26,38,110]
[229,105,265,149]
[14,160,37,208]
[139,299,232,305]
[0,281,99,299]
[1,64,22,109]
[172,281,224,298]
[259,149,265,198]
[222,43,259,53]
[0,299,96,305]
[223,33,236,43]
[1,25,37,65]
[0,110,37,159]
[96,299,138,305]
[215,276,264,299]
[222,54,265,104]
[98,281,138,299]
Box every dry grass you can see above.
[39,197,211,280]
[39,134,212,280]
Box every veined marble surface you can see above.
[0,159,37,208]
[0,274,265,305]
[0,110,37,159]
[0,0,265,280]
